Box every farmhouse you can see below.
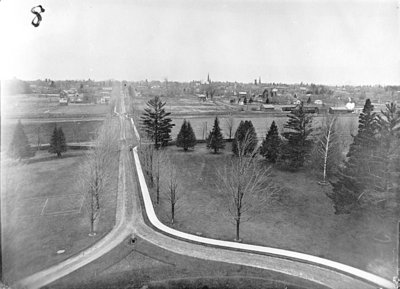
[59,97,68,105]
[197,94,207,102]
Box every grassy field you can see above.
[1,120,103,151]
[1,149,119,284]
[152,143,398,280]
[2,94,111,118]
[131,94,230,114]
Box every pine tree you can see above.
[8,120,34,159]
[328,168,362,214]
[176,120,197,151]
[49,126,67,157]
[280,102,313,169]
[260,121,281,163]
[140,96,175,149]
[328,99,379,214]
[206,117,225,154]
[345,99,378,185]
[232,120,258,156]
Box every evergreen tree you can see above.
[280,102,313,169]
[260,121,281,163]
[140,96,175,149]
[176,120,197,151]
[328,99,379,214]
[49,126,67,157]
[345,99,378,185]
[328,168,362,214]
[206,117,225,154]
[232,120,258,156]
[377,102,400,138]
[8,120,34,159]
[307,96,311,104]
[373,102,400,191]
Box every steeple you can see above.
[207,73,211,84]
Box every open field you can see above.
[152,143,398,280]
[2,93,111,118]
[131,94,231,115]
[1,119,103,151]
[1,149,119,284]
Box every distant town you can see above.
[4,76,400,115]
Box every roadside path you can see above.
[12,89,133,289]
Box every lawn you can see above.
[152,143,398,280]
[1,149,119,284]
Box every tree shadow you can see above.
[26,152,86,164]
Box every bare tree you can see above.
[315,115,341,184]
[153,148,167,204]
[217,131,278,242]
[225,114,234,140]
[79,117,119,235]
[162,156,180,224]
[202,121,208,140]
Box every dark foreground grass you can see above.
[1,149,119,285]
[47,236,324,289]
[152,143,398,280]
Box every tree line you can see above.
[140,96,400,222]
[7,121,67,159]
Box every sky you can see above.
[1,0,399,85]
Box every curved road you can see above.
[128,119,395,289]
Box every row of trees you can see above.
[140,95,399,224]
[8,121,67,159]
[78,117,119,235]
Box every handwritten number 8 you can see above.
[31,5,45,27]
